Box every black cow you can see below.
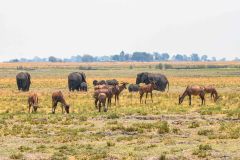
[93,80,106,86]
[106,79,119,86]
[16,72,31,91]
[68,72,86,91]
[136,72,169,92]
[128,84,140,92]
[80,82,88,92]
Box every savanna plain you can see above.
[0,62,240,160]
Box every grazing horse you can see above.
[98,93,107,112]
[204,86,219,102]
[28,93,38,113]
[52,91,70,114]
[112,82,128,105]
[139,81,157,104]
[93,88,113,109]
[179,85,205,105]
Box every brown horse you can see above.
[93,88,113,108]
[112,82,128,105]
[28,93,39,113]
[98,93,107,112]
[52,91,70,114]
[204,86,219,102]
[179,85,205,105]
[139,81,157,104]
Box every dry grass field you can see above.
[0,62,239,160]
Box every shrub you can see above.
[9,153,23,159]
[107,141,115,147]
[192,144,212,158]
[198,129,213,136]
[157,121,170,134]
[188,121,200,128]
[107,113,119,119]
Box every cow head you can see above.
[136,72,149,84]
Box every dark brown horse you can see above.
[139,81,157,104]
[179,85,205,105]
[93,88,113,108]
[52,91,70,114]
[98,93,107,112]
[112,82,128,105]
[204,86,219,102]
[28,93,38,113]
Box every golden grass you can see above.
[0,63,239,159]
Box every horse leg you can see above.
[189,95,191,105]
[140,93,143,104]
[117,95,119,105]
[52,102,57,114]
[95,99,98,108]
[203,94,205,105]
[108,97,111,108]
[28,104,31,113]
[103,100,107,112]
[151,92,153,103]
[98,101,101,112]
[61,104,64,114]
[145,92,148,104]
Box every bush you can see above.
[188,121,200,128]
[107,141,115,147]
[9,153,23,159]
[157,121,170,134]
[198,129,213,136]
[192,144,212,158]
[107,113,119,119]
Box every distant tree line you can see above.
[8,51,239,62]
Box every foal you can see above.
[139,81,156,104]
[28,93,39,113]
[179,85,205,105]
[98,93,107,112]
[204,85,219,102]
[112,82,128,105]
[52,91,70,114]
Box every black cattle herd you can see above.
[16,72,219,113]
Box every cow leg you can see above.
[115,95,117,105]
[145,93,148,104]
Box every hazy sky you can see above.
[0,0,240,61]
